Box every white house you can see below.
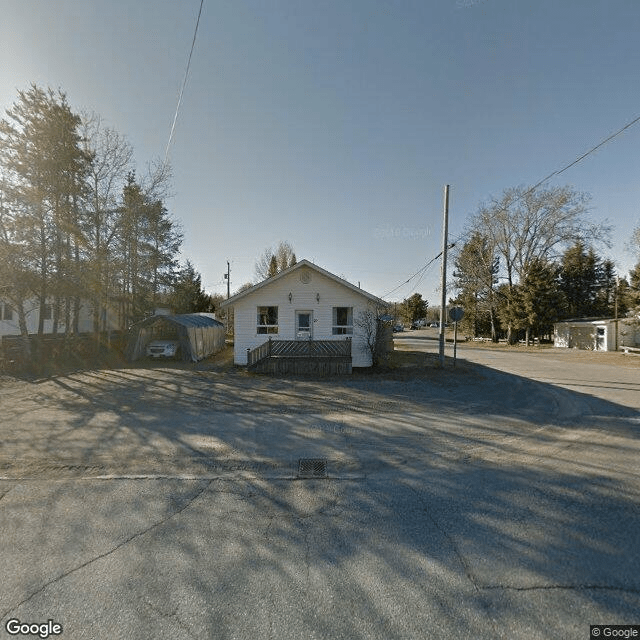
[0,297,119,338]
[220,260,387,368]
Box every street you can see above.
[0,340,638,639]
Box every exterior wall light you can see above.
[316,293,320,303]
[288,292,293,303]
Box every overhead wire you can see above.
[383,111,640,299]
[164,0,205,166]
[381,246,454,299]
[527,112,640,194]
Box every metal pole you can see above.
[614,275,619,351]
[439,185,450,366]
[453,320,458,366]
[226,261,230,300]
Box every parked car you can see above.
[146,339,180,359]
[392,324,404,333]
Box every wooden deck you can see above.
[247,338,352,375]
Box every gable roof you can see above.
[219,259,386,308]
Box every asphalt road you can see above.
[0,341,639,639]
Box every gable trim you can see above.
[219,260,385,308]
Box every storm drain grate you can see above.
[298,458,327,478]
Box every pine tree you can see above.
[400,293,428,325]
[0,85,90,340]
[453,233,499,339]
[169,262,213,313]
[267,255,278,278]
[498,259,564,344]
[558,241,599,318]
[519,258,565,344]
[115,172,181,325]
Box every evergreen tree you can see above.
[498,259,564,344]
[115,172,181,325]
[169,261,213,313]
[558,241,599,318]
[255,241,297,281]
[0,85,91,337]
[452,233,499,339]
[594,258,617,317]
[400,293,428,324]
[267,255,278,278]
[625,262,640,314]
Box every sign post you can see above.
[448,306,464,367]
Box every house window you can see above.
[332,307,353,335]
[257,306,278,334]
[1,302,13,321]
[41,304,53,320]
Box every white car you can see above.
[146,339,180,359]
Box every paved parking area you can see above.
[0,344,638,639]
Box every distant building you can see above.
[553,317,640,351]
[0,298,117,337]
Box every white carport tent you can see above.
[126,313,225,362]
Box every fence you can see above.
[247,338,352,375]
[1,332,126,372]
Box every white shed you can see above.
[219,260,387,370]
[553,317,640,351]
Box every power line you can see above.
[448,112,640,251]
[164,0,205,165]
[383,112,640,297]
[528,113,640,193]
[381,245,455,299]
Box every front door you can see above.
[296,311,313,339]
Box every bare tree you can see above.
[469,184,610,342]
[452,232,500,340]
[254,241,297,281]
[630,225,640,258]
[140,158,174,202]
[80,113,134,333]
[472,185,609,287]
[354,305,391,368]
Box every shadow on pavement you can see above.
[0,357,639,638]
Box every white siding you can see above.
[232,268,380,367]
[553,318,639,351]
[0,299,107,337]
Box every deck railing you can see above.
[247,337,351,368]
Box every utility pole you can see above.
[439,185,450,366]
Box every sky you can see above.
[2,0,640,305]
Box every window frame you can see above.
[332,306,353,335]
[0,302,13,321]
[257,306,279,334]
